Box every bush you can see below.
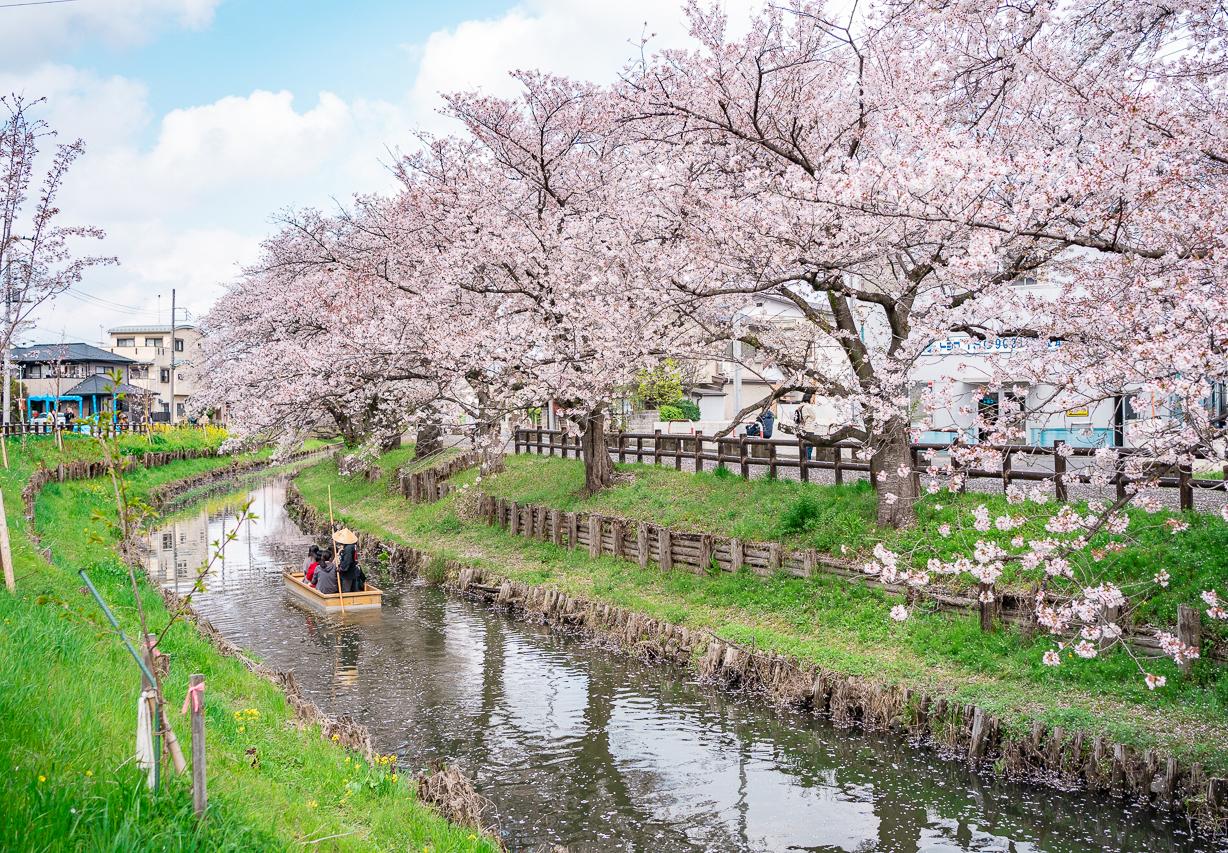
[659,404,686,421]
[676,399,701,421]
[777,494,825,535]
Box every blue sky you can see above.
[68,1,509,127]
[1,0,756,342]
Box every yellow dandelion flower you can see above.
[237,725,245,733]
[306,799,318,809]
[344,756,350,763]
[467,835,477,842]
[85,770,93,778]
[38,775,45,783]
[390,773,397,782]
[331,734,340,742]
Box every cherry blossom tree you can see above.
[0,94,116,424]
[425,73,692,492]
[622,0,1227,533]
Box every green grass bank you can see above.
[295,451,1228,775]
[0,432,493,852]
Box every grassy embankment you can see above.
[296,451,1228,774]
[0,430,492,852]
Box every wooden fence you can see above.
[475,492,1217,661]
[394,451,481,503]
[514,428,1228,511]
[2,422,151,438]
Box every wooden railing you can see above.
[2,421,152,438]
[513,428,1228,510]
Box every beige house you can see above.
[107,324,203,422]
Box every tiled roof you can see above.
[63,374,151,397]
[12,342,134,364]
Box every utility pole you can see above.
[168,288,176,425]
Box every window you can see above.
[116,337,135,347]
[161,532,173,550]
[145,337,163,347]
[131,365,149,380]
[175,402,185,416]
[159,368,171,383]
[174,338,184,352]
[22,364,42,379]
[95,365,108,375]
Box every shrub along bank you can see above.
[0,433,492,852]
[294,452,1228,778]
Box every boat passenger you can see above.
[314,549,340,595]
[303,545,322,586]
[333,528,361,593]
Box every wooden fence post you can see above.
[798,435,809,483]
[1001,446,1012,490]
[653,429,662,466]
[589,515,602,559]
[658,527,672,572]
[768,542,782,574]
[636,435,644,463]
[697,535,713,574]
[693,431,704,473]
[739,436,749,479]
[674,434,683,471]
[611,520,626,559]
[834,445,844,485]
[617,433,626,463]
[565,512,578,548]
[1053,441,1067,503]
[637,522,649,569]
[1178,464,1194,512]
[730,538,744,572]
[1177,604,1201,675]
[550,509,562,546]
[768,442,778,478]
[189,673,206,817]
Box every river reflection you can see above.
[147,479,1221,852]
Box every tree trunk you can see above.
[872,418,918,528]
[580,410,614,495]
[414,421,442,459]
[476,415,504,477]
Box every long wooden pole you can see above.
[328,485,345,614]
[0,488,14,593]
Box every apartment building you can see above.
[107,324,202,421]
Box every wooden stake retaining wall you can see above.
[471,493,1218,663]
[394,451,481,503]
[281,484,1228,829]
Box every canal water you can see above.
[146,478,1221,852]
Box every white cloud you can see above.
[407,0,761,130]
[0,0,219,69]
[17,0,768,342]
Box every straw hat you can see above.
[331,527,358,545]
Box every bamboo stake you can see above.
[188,673,207,817]
[328,485,345,614]
[0,489,13,593]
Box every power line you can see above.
[0,0,79,8]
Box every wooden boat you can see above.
[283,572,383,612]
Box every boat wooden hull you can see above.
[283,572,383,612]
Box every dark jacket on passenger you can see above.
[315,561,340,595]
[338,543,360,593]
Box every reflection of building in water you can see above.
[145,479,314,596]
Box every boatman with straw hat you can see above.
[333,528,362,593]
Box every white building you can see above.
[107,324,203,422]
[681,275,1222,448]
